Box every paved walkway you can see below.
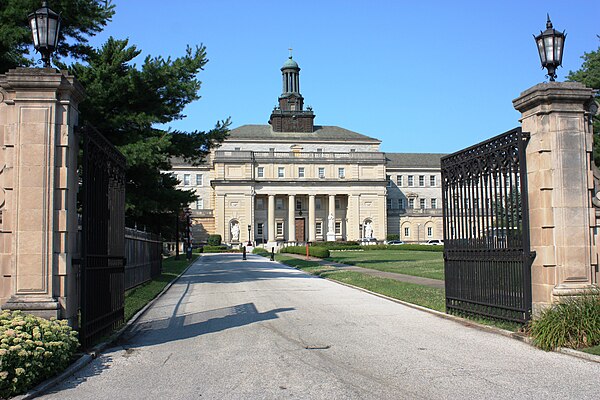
[284,252,445,289]
[40,253,599,399]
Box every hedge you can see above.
[310,241,361,250]
[207,234,222,246]
[202,245,241,253]
[360,244,444,252]
[0,310,79,398]
[280,245,330,258]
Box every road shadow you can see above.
[122,302,294,348]
[41,353,114,395]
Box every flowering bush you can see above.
[0,310,79,398]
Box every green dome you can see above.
[282,57,299,69]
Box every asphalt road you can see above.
[41,254,600,399]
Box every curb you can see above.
[14,256,201,400]
[278,259,600,365]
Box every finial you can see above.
[546,13,553,29]
[288,47,293,58]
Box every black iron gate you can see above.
[80,126,126,348]
[441,128,535,323]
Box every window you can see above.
[316,221,322,235]
[316,148,323,157]
[335,198,341,209]
[420,199,426,209]
[276,222,284,236]
[427,226,433,237]
[397,175,402,186]
[256,198,264,210]
[408,176,414,186]
[318,167,325,178]
[404,227,410,237]
[183,174,190,186]
[350,149,356,152]
[408,198,415,209]
[338,168,345,179]
[387,199,392,209]
[196,198,203,209]
[315,198,322,209]
[298,167,305,178]
[276,198,284,209]
[430,175,436,186]
[269,147,275,153]
[234,147,241,151]
[257,167,264,178]
[196,174,203,186]
[335,221,341,235]
[398,198,404,209]
[296,199,302,210]
[257,223,264,235]
[278,167,285,178]
[431,198,437,209]
[386,175,392,187]
[419,175,425,187]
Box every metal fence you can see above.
[125,228,162,290]
[441,127,535,323]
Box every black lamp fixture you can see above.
[534,14,566,82]
[28,1,61,68]
[247,224,252,246]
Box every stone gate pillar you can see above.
[513,82,597,313]
[0,68,84,323]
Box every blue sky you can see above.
[84,0,599,154]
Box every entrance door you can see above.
[295,218,305,242]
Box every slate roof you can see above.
[385,153,446,169]
[227,124,381,143]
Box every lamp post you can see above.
[28,1,61,68]
[247,224,252,246]
[534,14,566,82]
[359,223,363,241]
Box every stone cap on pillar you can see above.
[513,81,594,114]
[1,67,85,104]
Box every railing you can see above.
[213,150,386,163]
[124,228,162,290]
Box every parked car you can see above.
[387,240,404,245]
[423,239,444,245]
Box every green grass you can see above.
[124,255,197,322]
[581,345,600,356]
[326,249,444,280]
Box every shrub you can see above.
[529,290,600,351]
[202,245,228,252]
[207,234,222,246]
[252,248,269,256]
[312,241,361,250]
[280,245,330,258]
[0,310,79,398]
[386,234,399,241]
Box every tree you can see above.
[567,36,600,166]
[0,0,114,73]
[69,38,229,234]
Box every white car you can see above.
[423,239,444,245]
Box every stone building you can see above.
[170,56,444,246]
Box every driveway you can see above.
[41,253,600,399]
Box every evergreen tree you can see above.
[567,37,600,166]
[0,0,114,72]
[69,38,229,234]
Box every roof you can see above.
[227,124,381,143]
[282,57,299,69]
[385,153,446,169]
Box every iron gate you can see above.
[441,127,535,323]
[80,126,126,348]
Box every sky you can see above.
[82,0,599,154]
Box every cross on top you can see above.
[288,48,293,58]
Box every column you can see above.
[513,82,597,313]
[288,194,296,242]
[308,195,316,242]
[268,195,276,243]
[0,68,84,322]
[327,194,336,241]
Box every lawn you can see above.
[124,255,197,322]
[326,249,444,280]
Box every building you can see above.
[170,56,444,247]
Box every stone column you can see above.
[308,194,316,242]
[267,194,276,243]
[0,68,84,321]
[327,194,336,241]
[513,82,597,313]
[288,194,295,242]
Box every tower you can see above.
[269,55,315,133]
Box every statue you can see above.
[328,213,335,233]
[231,222,240,242]
[364,221,373,239]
